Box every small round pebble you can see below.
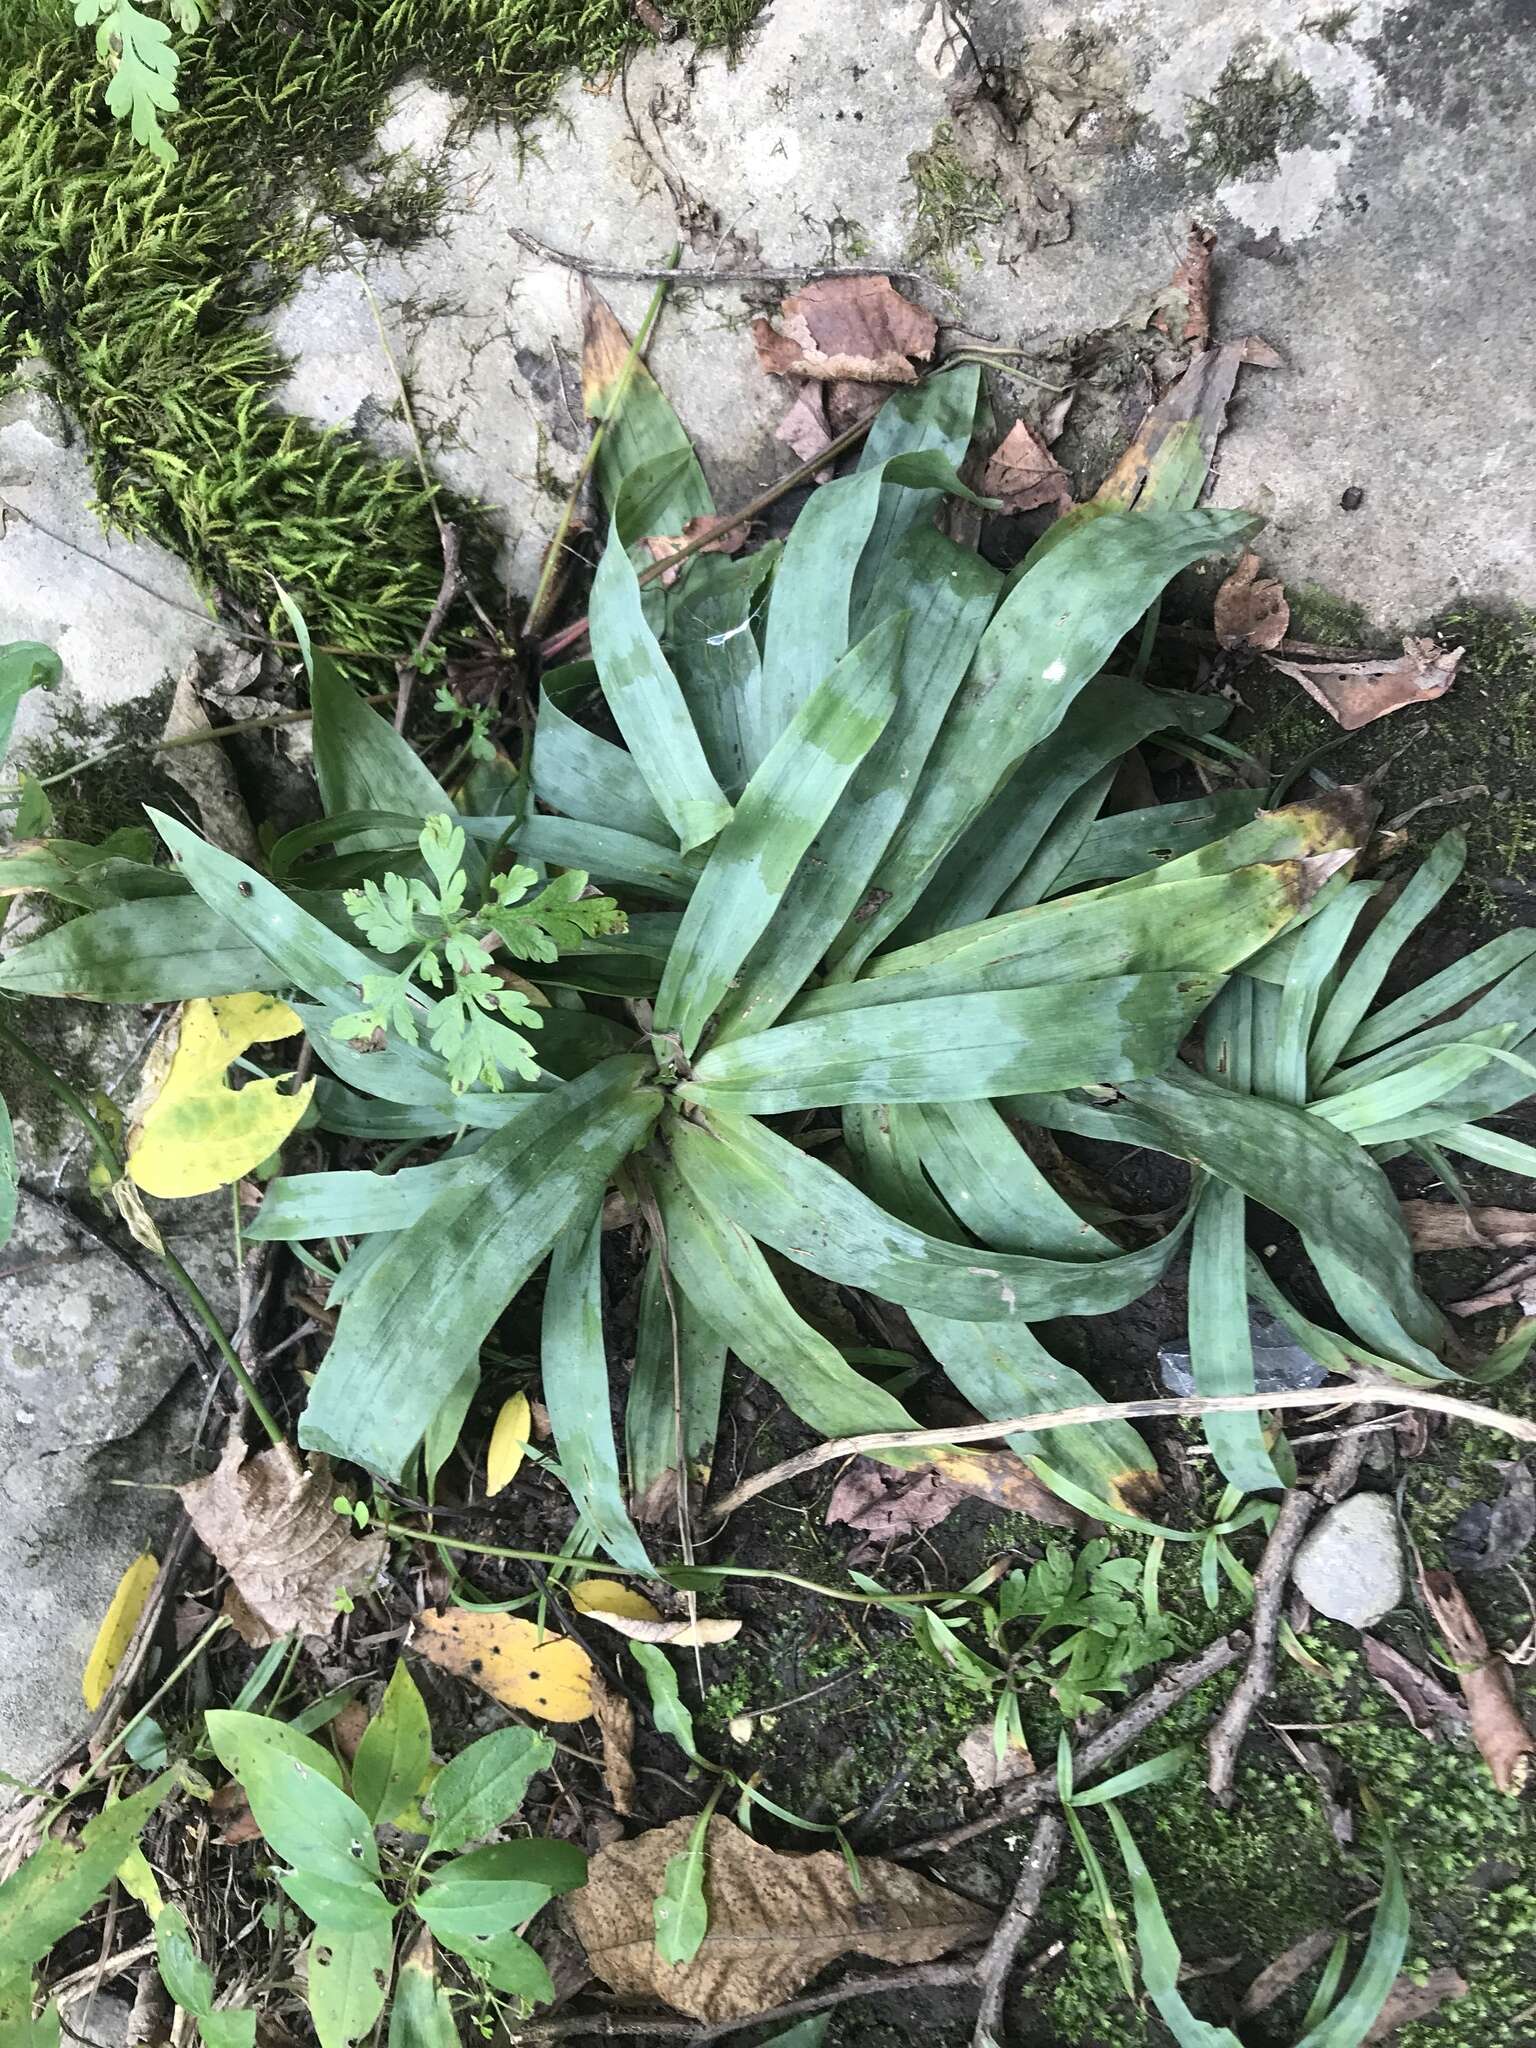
[1292,1492,1404,1629]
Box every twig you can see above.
[394,522,462,732]
[972,1812,1065,2048]
[48,1939,158,2008]
[708,1385,1536,1521]
[894,1629,1249,1861]
[1205,1432,1368,1805]
[504,223,958,301]
[537,409,882,662]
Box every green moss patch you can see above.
[1187,46,1326,179]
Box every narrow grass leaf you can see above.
[1103,1807,1243,2047]
[1292,1837,1408,2048]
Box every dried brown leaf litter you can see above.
[752,276,937,385]
[1418,1566,1535,1794]
[1155,222,1216,350]
[1214,548,1290,651]
[1268,636,1463,731]
[177,1436,385,1644]
[826,1452,1082,1546]
[981,419,1072,519]
[565,1815,991,2020]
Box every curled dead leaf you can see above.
[1418,1565,1534,1793]
[751,276,936,385]
[642,517,750,586]
[1267,637,1462,732]
[1154,222,1216,350]
[774,383,834,474]
[566,1815,991,2020]
[1238,1929,1340,2019]
[1097,336,1280,510]
[1362,1966,1469,2042]
[570,1578,740,1649]
[1214,549,1290,651]
[827,1450,1081,1546]
[958,1724,1034,1795]
[590,1672,636,1817]
[413,1606,595,1722]
[178,1435,385,1645]
[981,420,1072,519]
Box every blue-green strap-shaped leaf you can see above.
[649,1146,928,1450]
[490,812,701,903]
[1049,789,1267,895]
[830,504,1260,974]
[850,365,981,621]
[682,973,1224,1114]
[249,1149,485,1242]
[625,1244,727,1520]
[909,1100,1117,1260]
[298,1056,662,1480]
[1118,1066,1448,1365]
[905,679,1227,942]
[541,1200,653,1573]
[588,512,732,853]
[1337,928,1536,1066]
[295,1003,546,1124]
[1184,979,1286,1492]
[0,895,283,1003]
[668,1106,1192,1323]
[665,547,780,799]
[531,688,671,842]
[1316,947,1536,1099]
[0,641,61,768]
[1266,882,1380,1102]
[710,526,997,1043]
[310,658,458,839]
[791,863,1324,1022]
[654,612,901,1055]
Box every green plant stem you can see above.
[51,1615,231,1820]
[366,1517,971,1611]
[0,1016,287,1449]
[524,245,682,642]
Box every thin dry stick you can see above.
[708,1385,1536,1522]
[894,1629,1249,1862]
[394,521,461,732]
[504,223,960,301]
[1205,1431,1369,1806]
[972,1811,1065,2048]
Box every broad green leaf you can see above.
[910,1100,1116,1259]
[1049,789,1266,895]
[0,643,60,766]
[423,1359,479,1487]
[1265,884,1380,1101]
[0,895,283,1003]
[583,285,712,529]
[427,1925,553,2003]
[650,1148,927,1449]
[248,1150,483,1242]
[795,864,1323,1022]
[589,512,732,852]
[1309,831,1466,1081]
[155,1907,214,2015]
[654,612,901,1054]
[682,973,1224,1114]
[0,1776,171,1970]
[905,678,1227,941]
[387,1932,457,2048]
[417,1841,585,1939]
[1118,1067,1448,1366]
[626,1243,727,1519]
[669,1105,1191,1323]
[1103,1808,1243,2047]
[832,504,1259,971]
[532,688,670,842]
[711,526,997,1042]
[0,831,178,911]
[200,2015,258,2048]
[276,1870,394,1933]
[0,1967,57,2048]
[851,365,981,617]
[351,1660,432,1825]
[307,1923,392,2048]
[310,657,461,850]
[427,1727,556,1855]
[202,1707,344,1788]
[629,1642,706,1764]
[542,1204,653,1573]
[655,1805,711,1966]
[299,1056,662,1480]
[205,1723,378,1887]
[1,1096,18,1261]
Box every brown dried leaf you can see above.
[161,662,262,866]
[1362,1966,1469,2042]
[1238,1929,1339,2018]
[982,420,1072,518]
[1402,1200,1536,1252]
[774,382,834,471]
[1446,1460,1536,1575]
[590,1673,636,1817]
[827,1450,1081,1543]
[580,283,632,418]
[178,1437,386,1646]
[958,1725,1034,1795]
[1214,549,1290,651]
[210,1779,263,1847]
[641,517,750,587]
[751,276,936,385]
[566,1815,991,2019]
[932,1447,1089,1530]
[1097,336,1280,510]
[1267,637,1463,732]
[1361,1634,1468,1738]
[1418,1566,1535,1793]
[1155,223,1216,349]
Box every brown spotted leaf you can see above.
[1214,549,1290,651]
[178,1436,385,1645]
[751,276,936,384]
[982,420,1072,518]
[566,1815,990,2020]
[590,1673,636,1816]
[1267,637,1462,731]
[1360,1635,1467,1739]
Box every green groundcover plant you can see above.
[4,358,1536,1561]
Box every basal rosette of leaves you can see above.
[5,362,1534,1563]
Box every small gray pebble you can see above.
[1292,1493,1404,1629]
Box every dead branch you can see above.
[394,521,462,731]
[972,1812,1065,2048]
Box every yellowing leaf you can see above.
[413,1609,595,1722]
[115,1845,164,1920]
[82,1552,158,1710]
[571,1580,663,1625]
[486,1392,531,1498]
[126,994,312,1199]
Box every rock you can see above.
[1292,1493,1405,1629]
[1158,1308,1330,1397]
